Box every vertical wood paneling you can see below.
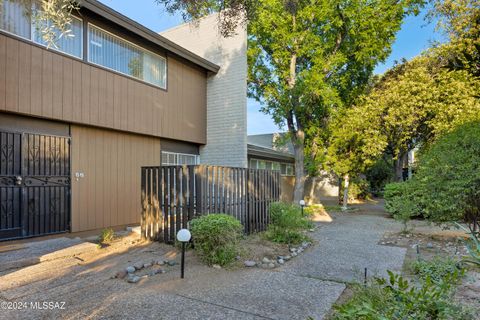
[62,57,74,120]
[41,51,53,117]
[81,64,90,123]
[18,42,31,114]
[5,37,19,112]
[52,54,63,119]
[0,35,6,110]
[71,60,82,122]
[89,67,99,125]
[71,125,160,232]
[0,34,207,143]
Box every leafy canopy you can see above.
[327,54,480,177]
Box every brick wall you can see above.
[161,14,248,168]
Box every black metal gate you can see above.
[0,131,71,240]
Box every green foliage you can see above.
[384,181,422,221]
[410,257,463,284]
[247,0,422,188]
[265,202,312,244]
[365,157,395,196]
[333,270,472,320]
[190,214,243,266]
[97,228,115,248]
[455,223,480,266]
[327,54,480,180]
[385,123,480,224]
[98,228,115,243]
[347,178,370,201]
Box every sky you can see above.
[99,0,443,135]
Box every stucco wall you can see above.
[161,14,248,168]
[281,172,339,204]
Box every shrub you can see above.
[385,123,480,227]
[265,202,312,244]
[332,270,472,320]
[410,257,463,284]
[366,157,395,196]
[190,214,243,266]
[347,177,370,201]
[98,228,115,244]
[384,181,422,221]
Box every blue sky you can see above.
[99,0,443,134]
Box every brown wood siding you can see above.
[71,125,161,232]
[0,33,207,144]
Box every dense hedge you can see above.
[384,122,480,224]
[190,214,243,266]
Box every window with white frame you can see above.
[88,24,167,88]
[0,0,83,58]
[162,151,199,166]
[249,158,294,176]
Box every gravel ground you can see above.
[0,202,411,320]
[284,211,407,283]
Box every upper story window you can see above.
[0,0,83,58]
[88,24,167,89]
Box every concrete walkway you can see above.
[0,206,407,320]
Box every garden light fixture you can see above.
[299,200,306,216]
[177,228,191,279]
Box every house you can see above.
[161,13,248,168]
[0,0,222,240]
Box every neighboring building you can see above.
[161,13,248,168]
[248,133,339,203]
[0,0,219,240]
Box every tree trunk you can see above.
[341,174,349,211]
[394,153,406,182]
[292,134,305,204]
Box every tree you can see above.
[157,0,422,203]
[329,54,480,188]
[385,122,480,231]
[0,0,79,46]
[428,0,480,77]
[246,0,422,202]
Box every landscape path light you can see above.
[299,199,306,216]
[177,228,191,279]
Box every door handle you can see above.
[16,176,23,185]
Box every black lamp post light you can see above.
[299,199,306,216]
[177,228,191,279]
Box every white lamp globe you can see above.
[299,200,306,206]
[177,229,191,242]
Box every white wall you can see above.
[161,14,248,168]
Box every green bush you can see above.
[190,214,243,266]
[410,257,463,284]
[347,177,370,201]
[332,270,472,320]
[385,122,480,225]
[366,157,395,196]
[265,202,312,244]
[384,181,422,221]
[98,228,115,243]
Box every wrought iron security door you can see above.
[0,131,70,240]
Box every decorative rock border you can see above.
[113,259,176,283]
[244,241,312,269]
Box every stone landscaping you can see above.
[243,241,312,269]
[115,259,177,283]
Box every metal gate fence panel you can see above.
[141,165,280,242]
[0,131,70,240]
